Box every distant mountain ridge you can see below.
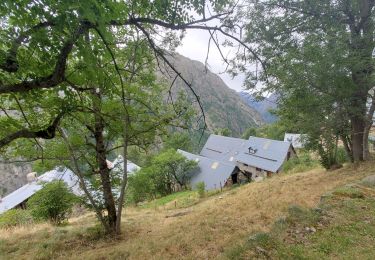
[159,54,263,136]
[238,92,278,123]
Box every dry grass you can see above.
[1,161,374,260]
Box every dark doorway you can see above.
[231,173,238,184]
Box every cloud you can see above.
[176,29,245,92]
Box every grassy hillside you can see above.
[1,162,374,259]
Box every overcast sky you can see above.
[176,29,246,92]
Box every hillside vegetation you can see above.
[1,162,374,259]
[160,54,263,136]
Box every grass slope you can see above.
[0,162,374,260]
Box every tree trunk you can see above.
[93,91,117,234]
[115,113,129,234]
[351,116,365,162]
[363,94,375,160]
[340,134,354,162]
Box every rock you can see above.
[310,227,316,233]
[360,175,375,188]
[255,246,269,256]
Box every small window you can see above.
[211,162,219,169]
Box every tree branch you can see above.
[0,110,67,148]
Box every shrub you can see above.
[196,182,205,198]
[27,181,77,225]
[336,147,349,164]
[0,209,33,229]
[282,152,318,173]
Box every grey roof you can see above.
[0,168,81,214]
[200,134,247,164]
[178,149,237,190]
[0,157,140,215]
[111,155,140,175]
[236,136,292,172]
[200,134,293,173]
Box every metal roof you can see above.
[111,155,141,175]
[200,134,293,173]
[0,168,81,214]
[0,157,140,215]
[200,134,247,164]
[178,149,237,190]
[236,136,292,172]
[284,133,306,148]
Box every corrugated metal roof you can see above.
[0,168,81,214]
[200,134,292,173]
[178,149,237,190]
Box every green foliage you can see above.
[163,132,193,152]
[336,147,349,164]
[195,181,206,198]
[127,149,198,203]
[214,128,232,137]
[0,209,33,229]
[242,122,288,141]
[282,152,319,173]
[241,127,257,139]
[240,0,374,163]
[27,181,77,225]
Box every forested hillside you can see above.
[160,54,263,136]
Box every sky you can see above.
[176,29,246,92]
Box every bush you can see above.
[0,209,32,229]
[196,182,205,198]
[336,147,349,164]
[282,152,318,173]
[27,181,77,225]
[0,209,33,229]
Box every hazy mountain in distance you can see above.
[238,92,278,123]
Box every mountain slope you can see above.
[239,91,278,123]
[159,54,263,136]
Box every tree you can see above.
[27,181,77,225]
[0,0,258,149]
[0,0,263,235]
[130,149,198,199]
[214,128,232,136]
[239,0,374,162]
[242,127,257,139]
[151,149,198,189]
